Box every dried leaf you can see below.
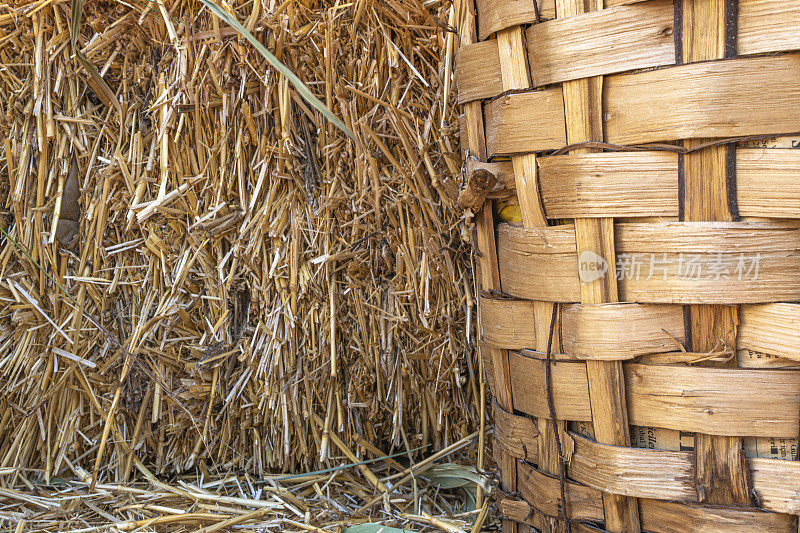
[55,154,81,247]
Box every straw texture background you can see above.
[0,0,476,485]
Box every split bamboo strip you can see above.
[457,0,517,530]
[556,0,639,528]
[496,18,565,533]
[680,0,749,506]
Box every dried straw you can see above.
[0,0,478,505]
[0,432,484,531]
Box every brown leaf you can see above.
[56,154,81,247]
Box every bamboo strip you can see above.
[517,462,603,522]
[568,433,694,501]
[560,303,685,359]
[538,152,678,219]
[458,1,674,100]
[484,89,567,156]
[455,40,501,104]
[496,22,565,533]
[478,149,800,220]
[475,0,556,40]
[737,149,800,217]
[527,1,674,87]
[497,221,800,304]
[494,402,539,463]
[558,0,639,526]
[638,500,795,533]
[680,0,750,506]
[496,224,581,302]
[738,304,800,361]
[738,0,800,55]
[508,356,800,437]
[505,466,797,531]
[483,55,800,148]
[604,54,800,144]
[481,300,686,359]
[479,296,536,349]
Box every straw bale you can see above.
[0,0,476,487]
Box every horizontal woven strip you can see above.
[500,495,797,533]
[569,433,695,501]
[737,149,800,217]
[458,0,800,102]
[482,300,800,363]
[497,223,580,301]
[481,298,686,358]
[506,431,800,516]
[483,88,567,154]
[500,496,593,533]
[549,453,800,515]
[482,55,800,153]
[471,147,800,219]
[563,303,683,359]
[474,0,555,40]
[738,0,800,55]
[538,151,679,218]
[497,222,800,304]
[478,296,536,349]
[739,304,800,361]
[637,501,797,533]
[508,355,800,437]
[479,296,536,349]
[516,460,603,520]
[605,54,800,144]
[455,40,501,103]
[493,401,538,462]
[526,0,674,86]
[506,460,800,526]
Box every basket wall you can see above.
[457,0,800,531]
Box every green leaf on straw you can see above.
[270,444,427,481]
[197,0,357,142]
[70,0,85,45]
[422,463,490,491]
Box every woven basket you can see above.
[456,0,800,531]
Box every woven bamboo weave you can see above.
[456,0,800,531]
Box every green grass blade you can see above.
[197,0,357,143]
[70,0,85,46]
[270,444,428,481]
